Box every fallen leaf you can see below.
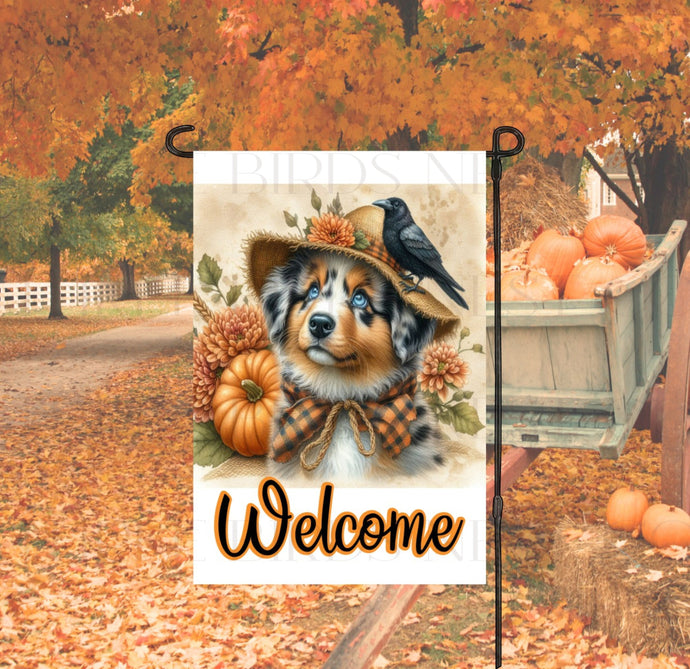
[657,545,688,561]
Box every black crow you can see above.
[373,197,468,310]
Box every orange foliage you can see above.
[2,0,688,193]
[131,0,689,196]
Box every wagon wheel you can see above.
[661,252,690,514]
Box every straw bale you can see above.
[488,156,589,249]
[553,519,690,656]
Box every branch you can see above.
[583,148,639,216]
[623,147,647,231]
[431,42,484,68]
[249,31,280,60]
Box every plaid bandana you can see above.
[272,374,419,468]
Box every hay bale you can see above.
[553,519,690,655]
[488,156,589,249]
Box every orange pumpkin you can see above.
[641,504,690,548]
[582,215,647,269]
[212,349,281,456]
[526,228,585,294]
[605,486,649,533]
[563,255,627,299]
[501,266,559,302]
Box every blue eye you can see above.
[307,284,320,300]
[351,290,369,309]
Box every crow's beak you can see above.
[372,198,392,211]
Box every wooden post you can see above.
[322,585,426,669]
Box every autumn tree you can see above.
[131,1,689,252]
[0,2,193,315]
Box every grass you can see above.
[0,294,191,361]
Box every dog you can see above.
[260,248,447,482]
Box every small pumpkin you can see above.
[563,255,627,299]
[641,503,690,548]
[212,349,281,456]
[526,228,586,294]
[582,215,647,269]
[501,266,559,302]
[605,486,649,533]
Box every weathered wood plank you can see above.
[547,325,611,392]
[492,388,614,412]
[487,305,606,328]
[323,585,427,669]
[486,447,543,511]
[501,327,555,389]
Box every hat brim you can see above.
[244,232,460,340]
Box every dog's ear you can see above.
[390,299,437,364]
[260,254,303,345]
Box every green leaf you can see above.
[327,193,343,216]
[304,216,313,236]
[225,285,242,306]
[193,421,234,467]
[448,401,484,436]
[311,188,322,213]
[283,210,298,228]
[352,229,370,250]
[197,253,222,287]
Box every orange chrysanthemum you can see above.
[307,212,356,247]
[193,338,218,423]
[419,342,470,401]
[200,303,270,369]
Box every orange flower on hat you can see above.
[419,342,470,402]
[307,212,356,247]
[201,303,270,369]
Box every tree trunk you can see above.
[118,259,139,300]
[48,216,65,320]
[531,149,584,191]
[635,142,690,261]
[636,142,690,234]
[382,0,418,45]
[187,262,194,295]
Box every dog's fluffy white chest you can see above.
[310,413,376,481]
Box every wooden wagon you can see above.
[486,219,690,511]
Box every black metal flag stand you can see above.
[167,125,526,668]
[488,126,525,667]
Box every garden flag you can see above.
[192,151,487,584]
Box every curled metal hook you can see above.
[165,125,195,159]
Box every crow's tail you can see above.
[436,275,469,310]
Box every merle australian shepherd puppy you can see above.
[260,248,447,482]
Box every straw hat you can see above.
[244,205,460,340]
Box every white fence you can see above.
[0,275,190,314]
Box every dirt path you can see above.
[0,305,193,430]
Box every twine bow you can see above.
[299,399,377,471]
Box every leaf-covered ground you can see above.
[1,321,689,667]
[0,296,191,361]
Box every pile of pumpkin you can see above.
[606,486,690,548]
[487,214,650,301]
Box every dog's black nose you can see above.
[309,313,335,339]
